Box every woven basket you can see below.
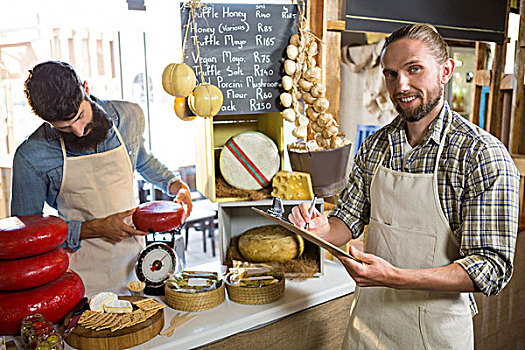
[164,281,225,312]
[225,277,285,305]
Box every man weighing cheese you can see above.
[11,61,192,295]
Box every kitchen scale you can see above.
[135,242,179,296]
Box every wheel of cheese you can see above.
[220,131,280,191]
[0,270,85,335]
[238,225,304,263]
[133,201,185,233]
[0,215,68,259]
[0,248,69,291]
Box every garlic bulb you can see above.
[304,66,322,83]
[322,125,339,139]
[330,137,344,149]
[316,112,329,127]
[284,60,296,75]
[289,33,300,46]
[280,93,293,108]
[287,45,299,61]
[306,107,319,120]
[311,121,323,133]
[299,78,313,92]
[310,83,326,98]
[296,114,310,127]
[282,75,293,91]
[302,92,316,105]
[313,97,329,112]
[308,41,318,56]
[282,108,296,122]
[292,125,308,139]
[315,133,329,148]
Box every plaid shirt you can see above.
[329,103,520,313]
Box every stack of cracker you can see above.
[77,298,165,332]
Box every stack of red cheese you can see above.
[0,215,85,334]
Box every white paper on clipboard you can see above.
[251,207,360,262]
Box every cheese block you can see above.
[271,170,314,200]
[104,299,133,313]
[238,225,304,263]
[89,292,117,312]
[219,131,280,191]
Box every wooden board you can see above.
[64,296,164,350]
[251,207,360,262]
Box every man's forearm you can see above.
[320,217,354,247]
[79,218,104,239]
[391,262,478,292]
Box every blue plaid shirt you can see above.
[329,103,520,313]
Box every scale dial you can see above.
[135,243,176,287]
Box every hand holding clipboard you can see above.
[252,207,361,262]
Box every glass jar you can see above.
[20,313,45,344]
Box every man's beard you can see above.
[394,82,442,123]
[61,101,112,152]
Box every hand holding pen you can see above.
[304,195,317,229]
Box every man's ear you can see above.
[83,81,90,96]
[440,58,455,85]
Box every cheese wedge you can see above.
[104,299,133,313]
[271,171,314,200]
[89,292,118,312]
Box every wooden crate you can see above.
[195,113,284,202]
[218,199,324,277]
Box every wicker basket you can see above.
[225,277,285,305]
[164,281,226,312]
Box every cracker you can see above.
[128,310,147,327]
[78,310,101,325]
[112,314,132,332]
[95,314,119,331]
[83,313,110,328]
[134,299,165,312]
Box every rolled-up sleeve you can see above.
[328,146,371,239]
[455,142,520,296]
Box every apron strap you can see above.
[433,107,453,176]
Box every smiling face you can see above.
[381,38,453,123]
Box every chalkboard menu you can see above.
[180,3,299,115]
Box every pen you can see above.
[304,195,317,229]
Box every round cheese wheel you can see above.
[133,201,185,233]
[238,225,304,263]
[219,131,280,191]
[0,248,69,291]
[0,271,85,334]
[0,215,68,259]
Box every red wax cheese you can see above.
[0,270,85,334]
[0,215,68,259]
[133,201,184,232]
[0,248,69,291]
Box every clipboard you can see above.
[251,207,360,262]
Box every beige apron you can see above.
[343,121,474,350]
[57,124,144,296]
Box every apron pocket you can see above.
[367,220,437,269]
[418,306,473,350]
